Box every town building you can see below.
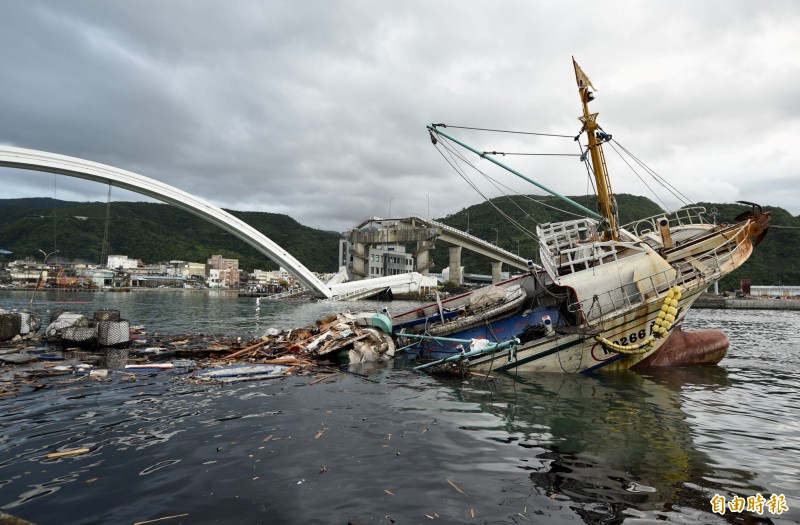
[339,241,415,278]
[368,244,415,277]
[207,255,240,288]
[107,255,139,270]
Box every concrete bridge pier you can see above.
[351,242,368,278]
[448,246,462,284]
[415,240,432,275]
[491,261,503,284]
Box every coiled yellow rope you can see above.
[594,285,682,355]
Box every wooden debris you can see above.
[307,373,338,386]
[224,339,269,359]
[133,513,190,525]
[317,333,369,357]
[0,308,392,397]
[447,478,467,496]
[46,448,91,459]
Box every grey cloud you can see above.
[2,0,800,239]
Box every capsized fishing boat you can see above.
[390,58,770,374]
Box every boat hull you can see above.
[397,304,560,360]
[419,286,705,374]
[632,326,729,368]
[392,208,763,374]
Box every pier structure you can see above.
[694,294,800,310]
[342,214,530,284]
[0,146,334,298]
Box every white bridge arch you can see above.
[0,146,334,298]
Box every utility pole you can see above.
[30,249,58,305]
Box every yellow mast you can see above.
[573,58,619,241]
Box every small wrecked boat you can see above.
[387,59,770,374]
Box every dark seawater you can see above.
[1,290,798,524]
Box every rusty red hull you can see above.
[633,326,729,368]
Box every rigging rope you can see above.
[433,133,588,240]
[434,124,574,139]
[483,151,581,157]
[611,139,694,206]
[606,140,672,212]
[433,137,540,239]
[430,125,702,245]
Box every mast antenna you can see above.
[573,57,620,241]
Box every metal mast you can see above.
[573,57,620,241]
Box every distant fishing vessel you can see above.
[390,59,770,374]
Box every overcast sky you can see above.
[2,1,799,234]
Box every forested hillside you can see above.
[2,196,797,291]
[0,199,340,272]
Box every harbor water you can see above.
[1,289,798,524]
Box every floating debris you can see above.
[46,448,91,459]
[0,306,406,397]
[193,364,292,383]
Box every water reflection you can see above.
[3,291,798,523]
[0,289,419,337]
[446,368,776,523]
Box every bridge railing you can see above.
[409,214,526,262]
[328,285,386,301]
[263,287,308,300]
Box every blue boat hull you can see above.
[398,305,560,360]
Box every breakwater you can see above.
[694,294,800,310]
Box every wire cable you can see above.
[436,124,574,139]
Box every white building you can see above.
[207,268,222,288]
[367,244,414,277]
[107,255,138,270]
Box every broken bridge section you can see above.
[343,214,531,284]
[0,146,334,298]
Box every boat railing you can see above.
[538,218,597,252]
[569,221,752,323]
[674,221,751,285]
[540,239,646,277]
[569,267,677,323]
[623,207,708,237]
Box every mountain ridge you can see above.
[2,196,797,291]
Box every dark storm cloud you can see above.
[2,1,799,235]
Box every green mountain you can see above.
[0,198,340,272]
[2,196,797,291]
